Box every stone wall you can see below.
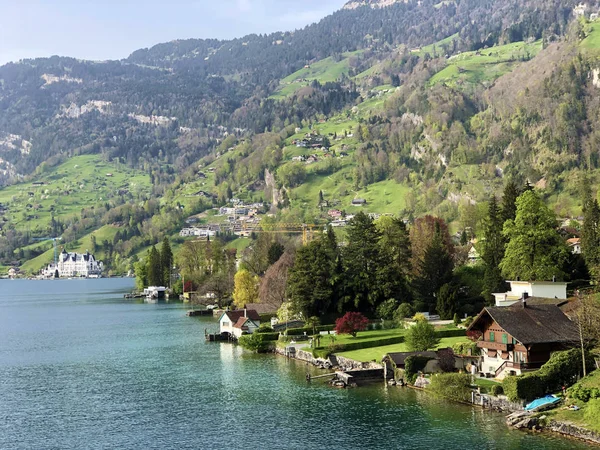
[473,393,525,412]
[548,421,600,445]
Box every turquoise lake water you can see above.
[0,278,594,449]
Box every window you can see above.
[512,337,517,344]
[223,321,229,327]
[489,331,495,342]
[502,333,508,344]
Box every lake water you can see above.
[0,278,594,449]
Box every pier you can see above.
[186,309,213,317]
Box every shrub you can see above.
[256,324,274,333]
[428,373,473,403]
[394,303,414,320]
[584,398,600,426]
[452,341,480,356]
[255,332,279,341]
[406,320,440,351]
[503,349,594,402]
[335,312,369,337]
[453,313,461,327]
[463,316,474,328]
[491,384,504,396]
[238,333,272,353]
[413,313,427,322]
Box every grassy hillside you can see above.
[0,155,151,234]
[430,40,543,89]
[270,50,363,99]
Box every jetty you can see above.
[186,309,213,317]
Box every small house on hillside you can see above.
[351,198,366,206]
[467,299,579,380]
[567,237,581,254]
[493,280,567,307]
[219,309,260,338]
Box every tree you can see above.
[436,283,458,320]
[413,233,454,313]
[409,215,454,277]
[267,241,285,266]
[287,234,338,317]
[259,251,294,307]
[500,191,569,281]
[406,320,440,351]
[376,216,412,305]
[341,212,383,314]
[133,259,148,291]
[305,316,320,335]
[573,292,600,377]
[232,269,260,309]
[480,196,506,303]
[160,237,173,287]
[146,246,162,287]
[335,312,369,338]
[581,186,600,281]
[501,179,520,225]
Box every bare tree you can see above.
[573,291,600,377]
[258,251,294,307]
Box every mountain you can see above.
[0,0,598,274]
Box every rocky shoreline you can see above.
[506,410,600,445]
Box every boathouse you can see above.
[219,309,260,339]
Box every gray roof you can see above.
[469,302,579,345]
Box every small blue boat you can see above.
[524,395,561,412]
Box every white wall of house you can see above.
[494,281,567,306]
[220,315,234,335]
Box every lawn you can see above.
[336,335,470,362]
[414,33,459,57]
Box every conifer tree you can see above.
[147,246,162,287]
[481,196,506,303]
[581,185,600,281]
[160,237,173,287]
[501,180,520,225]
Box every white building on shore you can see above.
[42,250,103,278]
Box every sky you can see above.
[0,0,347,65]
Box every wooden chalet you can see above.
[467,298,579,380]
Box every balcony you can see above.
[476,340,513,351]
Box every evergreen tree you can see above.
[501,180,520,225]
[160,237,173,287]
[481,196,506,303]
[500,191,569,281]
[376,216,412,305]
[287,235,338,317]
[341,212,384,314]
[146,246,162,287]
[267,242,285,266]
[436,283,458,320]
[413,233,454,313]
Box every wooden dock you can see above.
[186,309,213,317]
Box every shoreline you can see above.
[273,344,600,447]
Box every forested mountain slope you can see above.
[1,0,600,274]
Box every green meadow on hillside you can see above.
[0,155,151,234]
[429,40,543,88]
[270,50,363,99]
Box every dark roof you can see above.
[233,317,258,329]
[244,303,279,314]
[222,309,260,323]
[384,351,438,367]
[469,302,579,345]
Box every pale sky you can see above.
[0,0,347,65]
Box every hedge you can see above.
[284,325,335,335]
[503,349,594,402]
[435,329,467,338]
[255,332,279,341]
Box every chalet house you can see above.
[493,280,567,307]
[219,309,260,338]
[467,299,579,380]
[567,237,582,254]
[328,209,342,218]
[351,198,367,206]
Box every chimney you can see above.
[244,308,247,318]
[521,292,528,307]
